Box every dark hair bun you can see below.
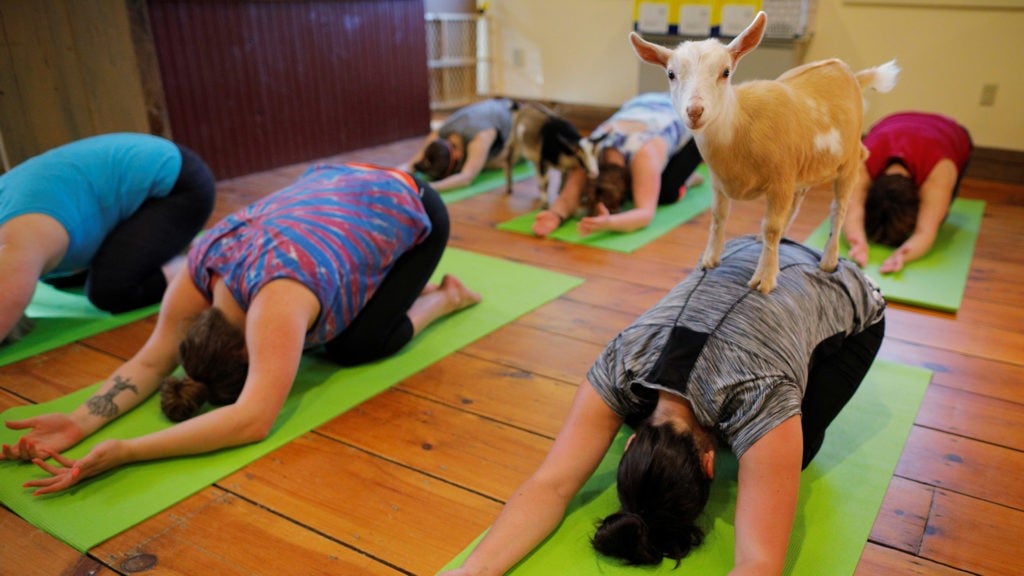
[592,511,660,565]
[160,375,210,422]
[414,140,453,181]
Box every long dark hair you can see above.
[160,308,249,422]
[864,164,919,247]
[592,423,712,565]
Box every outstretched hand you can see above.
[532,209,565,237]
[22,438,124,496]
[880,247,909,274]
[578,203,611,237]
[1,414,85,462]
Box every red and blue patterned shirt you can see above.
[188,163,431,346]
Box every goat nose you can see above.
[686,105,704,123]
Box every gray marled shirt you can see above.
[587,236,886,458]
[438,98,513,161]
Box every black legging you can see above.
[657,138,703,205]
[800,317,886,469]
[323,180,449,366]
[86,144,215,313]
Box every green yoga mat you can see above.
[443,359,930,575]
[0,248,582,553]
[0,284,160,368]
[804,198,985,313]
[431,160,535,205]
[496,165,712,253]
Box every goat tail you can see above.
[856,59,901,93]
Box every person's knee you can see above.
[86,284,132,313]
[325,338,389,367]
[86,271,165,313]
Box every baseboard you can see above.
[965,146,1024,184]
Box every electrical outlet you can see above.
[980,83,998,107]
[512,48,524,68]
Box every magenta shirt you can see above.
[863,112,972,187]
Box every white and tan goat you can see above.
[631,11,899,293]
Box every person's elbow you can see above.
[229,404,278,444]
[624,206,656,231]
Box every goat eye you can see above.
[667,70,676,81]
[722,68,731,79]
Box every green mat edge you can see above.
[0,248,583,553]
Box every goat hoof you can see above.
[699,257,720,270]
[748,274,776,294]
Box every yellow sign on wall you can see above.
[633,0,762,37]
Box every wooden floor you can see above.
[2,137,1022,576]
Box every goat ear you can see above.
[726,11,766,65]
[630,31,671,68]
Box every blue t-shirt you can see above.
[0,132,182,274]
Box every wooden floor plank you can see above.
[0,507,113,576]
[885,307,1024,366]
[317,389,552,501]
[461,323,604,385]
[918,489,1024,575]
[0,344,122,404]
[515,297,638,347]
[219,433,502,576]
[916,383,1024,451]
[879,338,1024,405]
[398,352,576,438]
[869,476,934,554]
[562,275,671,317]
[92,487,403,576]
[895,426,1024,511]
[856,543,974,576]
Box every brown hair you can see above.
[580,161,631,216]
[160,308,249,422]
[414,139,456,180]
[864,172,919,247]
[591,423,711,565]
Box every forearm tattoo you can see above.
[86,375,139,419]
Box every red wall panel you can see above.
[147,0,430,179]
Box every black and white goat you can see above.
[505,101,598,206]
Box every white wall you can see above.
[485,0,641,106]
[485,0,1024,151]
[804,0,1023,150]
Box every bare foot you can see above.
[438,274,482,313]
[420,282,440,295]
[407,274,481,336]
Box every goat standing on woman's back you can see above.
[631,11,900,293]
